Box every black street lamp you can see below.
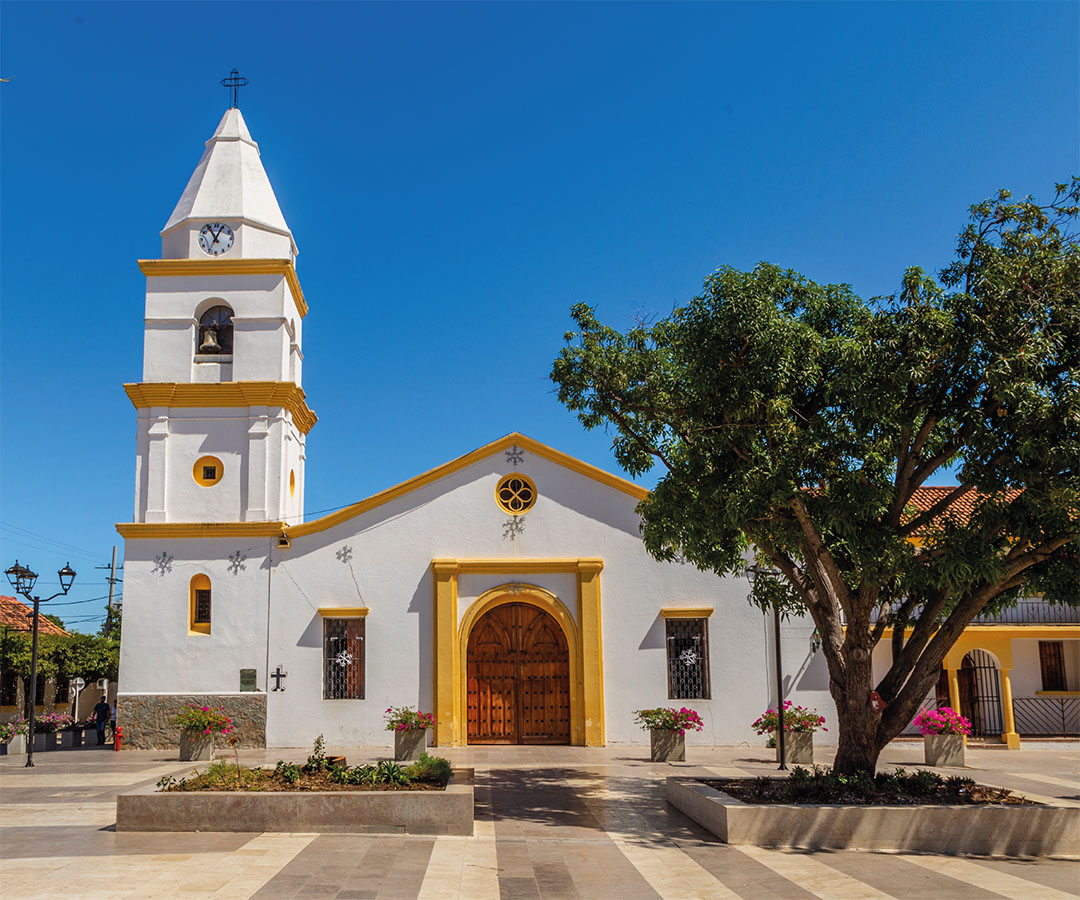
[746,563,787,771]
[5,560,76,767]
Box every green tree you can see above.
[552,182,1080,774]
[43,613,65,630]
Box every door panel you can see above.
[466,602,570,744]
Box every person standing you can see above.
[93,696,111,746]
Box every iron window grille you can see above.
[1039,641,1068,692]
[666,617,711,699]
[324,617,365,700]
[202,465,217,481]
[194,589,212,625]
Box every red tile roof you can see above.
[906,486,1022,533]
[0,595,70,635]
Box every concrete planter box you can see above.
[650,729,685,762]
[924,733,965,767]
[776,732,813,765]
[63,728,85,749]
[33,732,60,751]
[667,777,1080,857]
[394,729,427,761]
[1,735,27,756]
[117,768,474,835]
[179,731,214,761]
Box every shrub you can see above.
[632,707,704,734]
[303,734,328,773]
[912,706,972,736]
[384,706,436,732]
[171,704,234,736]
[752,701,826,735]
[407,752,452,786]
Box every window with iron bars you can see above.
[193,589,212,625]
[1039,641,1067,692]
[324,618,365,700]
[666,618,710,699]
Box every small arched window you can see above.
[189,574,212,635]
[197,305,234,355]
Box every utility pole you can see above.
[98,546,121,610]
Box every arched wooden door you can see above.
[466,602,571,744]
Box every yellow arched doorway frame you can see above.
[459,585,584,746]
[431,558,605,746]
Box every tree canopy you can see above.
[552,181,1079,773]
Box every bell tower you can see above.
[126,104,315,525]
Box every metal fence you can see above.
[1012,697,1080,737]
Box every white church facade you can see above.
[116,107,1075,750]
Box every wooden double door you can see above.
[466,602,571,744]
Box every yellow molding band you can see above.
[138,258,309,318]
[286,432,646,539]
[124,382,318,434]
[117,521,285,539]
[317,607,369,617]
[1036,690,1080,697]
[431,558,604,575]
[661,607,715,618]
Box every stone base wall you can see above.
[117,693,266,749]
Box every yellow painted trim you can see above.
[138,258,309,318]
[458,585,585,747]
[1035,690,1080,696]
[117,521,284,539]
[661,607,714,618]
[285,432,647,539]
[193,455,224,487]
[124,382,317,434]
[316,607,369,617]
[433,558,605,575]
[430,558,605,747]
[189,574,211,635]
[495,472,538,515]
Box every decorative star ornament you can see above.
[152,552,174,577]
[336,545,353,564]
[503,515,526,541]
[334,650,354,668]
[227,550,247,574]
[505,444,525,467]
[679,647,700,668]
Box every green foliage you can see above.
[274,760,302,784]
[42,614,65,630]
[0,629,119,684]
[303,734,328,773]
[406,752,453,786]
[786,766,952,803]
[551,181,1080,772]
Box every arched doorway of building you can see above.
[466,601,571,744]
[959,649,1004,737]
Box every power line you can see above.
[0,522,102,558]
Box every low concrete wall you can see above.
[117,693,266,749]
[667,777,1080,857]
[117,769,474,836]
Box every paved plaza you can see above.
[1,741,1078,900]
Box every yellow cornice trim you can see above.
[116,521,285,539]
[124,382,317,434]
[430,558,605,575]
[287,432,646,539]
[882,624,1080,640]
[661,607,714,618]
[317,606,369,617]
[137,258,309,318]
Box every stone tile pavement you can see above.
[1,741,1077,899]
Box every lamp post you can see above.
[747,563,786,771]
[5,560,76,767]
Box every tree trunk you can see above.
[832,702,883,774]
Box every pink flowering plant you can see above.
[633,707,705,734]
[384,706,436,733]
[35,712,76,733]
[171,704,235,736]
[752,701,827,735]
[0,717,29,743]
[912,706,972,736]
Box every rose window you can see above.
[496,474,537,514]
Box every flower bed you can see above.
[666,773,1079,856]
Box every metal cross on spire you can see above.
[220,68,249,108]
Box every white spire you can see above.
[162,108,296,254]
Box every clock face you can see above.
[198,223,234,256]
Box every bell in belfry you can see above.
[199,327,221,353]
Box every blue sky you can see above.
[1,2,1076,632]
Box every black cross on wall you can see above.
[270,665,288,691]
